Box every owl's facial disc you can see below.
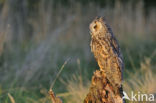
[90,21,102,35]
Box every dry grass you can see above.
[0,0,155,103]
[8,93,15,103]
[58,56,156,103]
[123,57,156,102]
[59,75,90,103]
[124,57,156,93]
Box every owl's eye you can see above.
[94,25,97,29]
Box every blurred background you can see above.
[0,0,156,102]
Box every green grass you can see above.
[0,0,156,103]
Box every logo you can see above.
[123,91,155,102]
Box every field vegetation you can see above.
[0,0,156,102]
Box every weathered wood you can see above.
[84,70,123,103]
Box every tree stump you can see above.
[84,70,123,103]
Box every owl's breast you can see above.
[91,38,110,60]
[92,37,111,54]
[91,40,101,59]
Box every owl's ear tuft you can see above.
[99,17,106,21]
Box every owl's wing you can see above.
[99,35,123,86]
[110,36,123,81]
[111,36,120,55]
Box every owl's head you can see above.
[90,17,107,37]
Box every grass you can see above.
[0,0,156,103]
[123,57,156,102]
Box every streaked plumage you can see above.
[90,17,124,95]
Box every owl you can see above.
[90,17,124,95]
